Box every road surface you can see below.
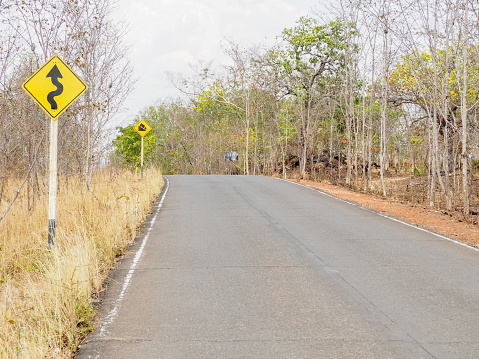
[77,175,479,358]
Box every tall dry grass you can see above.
[0,168,164,358]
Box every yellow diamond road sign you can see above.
[134,119,151,137]
[22,54,88,120]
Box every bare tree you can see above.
[0,0,134,218]
[459,1,470,214]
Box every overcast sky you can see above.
[113,0,328,126]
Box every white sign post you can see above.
[134,118,152,180]
[23,54,88,246]
[48,119,59,245]
[141,136,145,179]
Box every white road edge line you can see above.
[99,177,170,337]
[282,178,479,253]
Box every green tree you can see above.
[112,124,156,170]
[268,16,347,177]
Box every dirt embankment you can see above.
[290,179,479,249]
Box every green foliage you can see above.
[112,124,156,170]
[194,82,245,121]
[277,102,297,141]
[414,165,427,176]
[389,45,479,116]
[274,16,348,96]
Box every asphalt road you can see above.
[77,175,479,358]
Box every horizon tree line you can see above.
[114,0,479,216]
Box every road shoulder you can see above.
[289,179,479,249]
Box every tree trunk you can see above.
[245,95,250,175]
[299,98,310,179]
[380,26,388,197]
[461,4,470,215]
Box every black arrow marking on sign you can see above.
[138,123,147,131]
[46,65,63,110]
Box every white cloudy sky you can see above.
[113,0,330,125]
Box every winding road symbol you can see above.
[46,65,64,110]
[22,54,87,119]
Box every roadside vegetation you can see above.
[0,0,164,357]
[116,0,479,222]
[0,169,163,357]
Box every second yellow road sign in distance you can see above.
[22,54,88,120]
[134,119,151,137]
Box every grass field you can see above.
[0,168,164,358]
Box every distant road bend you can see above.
[77,175,479,359]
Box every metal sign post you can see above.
[23,54,88,246]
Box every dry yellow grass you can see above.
[0,168,164,358]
